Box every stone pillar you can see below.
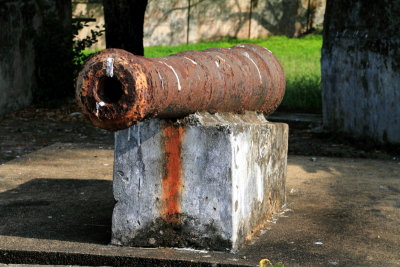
[0,0,72,115]
[322,0,400,144]
[112,112,288,251]
[0,1,39,115]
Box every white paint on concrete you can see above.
[174,247,209,253]
[231,131,250,247]
[137,124,141,146]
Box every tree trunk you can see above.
[103,0,148,56]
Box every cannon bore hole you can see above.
[97,77,124,104]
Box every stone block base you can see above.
[112,112,288,251]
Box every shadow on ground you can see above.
[0,178,114,244]
[0,107,399,266]
[0,118,113,165]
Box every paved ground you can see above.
[0,106,399,266]
[0,143,399,266]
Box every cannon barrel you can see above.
[76,44,285,131]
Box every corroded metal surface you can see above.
[76,44,285,131]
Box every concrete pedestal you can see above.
[111,112,288,251]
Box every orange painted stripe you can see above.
[161,125,184,222]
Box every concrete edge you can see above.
[0,249,253,267]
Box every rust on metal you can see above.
[161,125,184,223]
[76,44,286,131]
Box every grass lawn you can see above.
[83,35,322,113]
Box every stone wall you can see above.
[321,0,400,144]
[0,0,72,115]
[72,0,105,49]
[72,0,326,49]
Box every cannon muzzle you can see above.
[76,44,285,131]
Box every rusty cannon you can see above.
[76,44,285,131]
[76,44,289,250]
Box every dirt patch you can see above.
[0,146,398,266]
[0,103,113,165]
[1,103,399,165]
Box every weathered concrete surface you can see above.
[322,0,400,144]
[0,143,399,266]
[0,1,38,115]
[112,112,288,250]
[147,0,325,45]
[73,0,326,49]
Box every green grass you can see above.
[83,35,322,113]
